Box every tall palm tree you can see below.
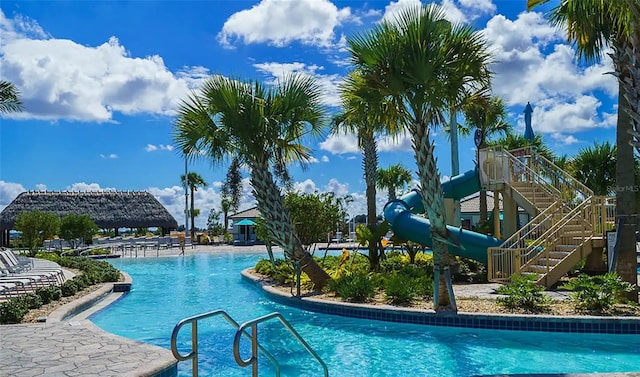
[173,74,332,288]
[571,142,617,196]
[181,172,207,240]
[333,70,401,270]
[0,80,23,114]
[348,4,492,310]
[462,95,511,223]
[377,163,413,201]
[528,0,638,300]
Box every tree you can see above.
[462,95,511,223]
[283,191,344,248]
[181,172,207,240]
[221,158,242,233]
[0,80,23,114]
[173,74,332,288]
[528,0,638,301]
[376,163,413,202]
[571,142,617,196]
[14,210,60,256]
[207,208,224,235]
[60,214,99,249]
[348,4,492,310]
[333,70,402,270]
[486,133,555,161]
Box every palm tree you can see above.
[348,4,492,310]
[528,0,638,301]
[173,74,332,288]
[181,172,207,240]
[333,70,401,270]
[462,95,511,223]
[377,163,413,202]
[0,80,23,114]
[571,142,617,196]
[486,133,555,161]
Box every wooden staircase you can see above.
[481,147,613,288]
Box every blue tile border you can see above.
[241,269,640,334]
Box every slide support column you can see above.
[503,195,517,238]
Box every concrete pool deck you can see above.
[1,244,640,377]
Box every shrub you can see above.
[384,273,417,305]
[561,273,635,312]
[0,299,29,324]
[18,293,43,309]
[380,253,405,273]
[330,272,377,302]
[36,286,62,304]
[60,280,79,297]
[497,274,552,312]
[255,259,275,275]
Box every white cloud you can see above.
[66,182,116,191]
[483,11,618,135]
[293,179,318,194]
[0,181,25,210]
[0,10,209,122]
[99,153,118,159]
[321,155,330,163]
[381,0,495,25]
[319,133,359,154]
[218,0,353,48]
[377,133,413,152]
[253,61,342,107]
[35,184,47,191]
[145,144,174,152]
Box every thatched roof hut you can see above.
[0,191,178,230]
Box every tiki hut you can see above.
[0,191,178,246]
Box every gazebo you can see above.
[0,191,179,246]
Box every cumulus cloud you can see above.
[218,0,354,48]
[253,61,342,107]
[145,144,174,152]
[0,10,209,122]
[321,155,330,163]
[99,153,118,159]
[483,11,618,136]
[319,133,359,154]
[0,181,25,211]
[66,182,116,191]
[382,0,495,25]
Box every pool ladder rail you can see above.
[170,309,329,377]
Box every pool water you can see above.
[91,252,640,377]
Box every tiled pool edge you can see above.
[242,269,640,334]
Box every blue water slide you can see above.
[383,168,501,263]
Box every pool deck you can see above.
[2,244,640,377]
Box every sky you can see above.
[0,0,619,230]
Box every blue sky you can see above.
[0,0,618,229]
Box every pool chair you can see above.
[0,249,33,271]
[0,250,65,285]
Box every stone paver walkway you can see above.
[0,321,176,377]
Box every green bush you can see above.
[384,272,418,305]
[60,280,79,297]
[255,259,275,275]
[0,299,29,324]
[561,273,635,312]
[329,272,377,302]
[17,293,43,309]
[36,286,62,304]
[497,274,552,312]
[380,253,405,272]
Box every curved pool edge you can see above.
[241,268,640,335]
[39,271,179,377]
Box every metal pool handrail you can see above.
[233,312,329,377]
[170,309,280,377]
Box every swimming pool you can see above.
[91,252,640,377]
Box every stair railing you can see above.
[233,312,329,377]
[488,198,594,282]
[170,310,282,377]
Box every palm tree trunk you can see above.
[612,44,639,302]
[412,120,456,311]
[250,159,331,288]
[388,188,396,201]
[362,132,380,269]
[190,186,196,240]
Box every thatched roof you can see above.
[0,191,178,230]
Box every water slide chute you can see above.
[383,168,502,264]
